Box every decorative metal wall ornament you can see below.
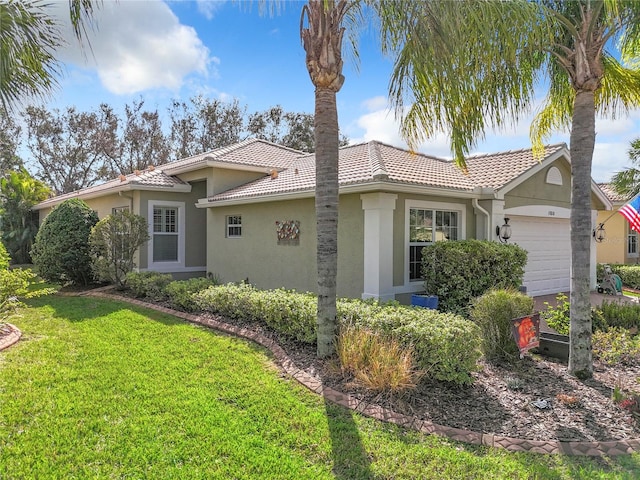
[276,220,300,245]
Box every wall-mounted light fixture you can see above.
[593,223,606,243]
[496,217,512,243]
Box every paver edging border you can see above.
[70,289,640,457]
[0,323,21,351]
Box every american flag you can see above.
[619,193,640,233]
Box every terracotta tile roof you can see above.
[598,183,630,203]
[465,143,567,189]
[162,138,302,173]
[34,169,188,210]
[207,141,565,202]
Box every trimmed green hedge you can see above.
[125,271,172,300]
[420,240,527,315]
[603,264,640,289]
[164,277,219,312]
[194,284,482,385]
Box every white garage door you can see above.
[507,215,570,297]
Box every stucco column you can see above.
[360,193,398,301]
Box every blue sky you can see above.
[43,0,640,183]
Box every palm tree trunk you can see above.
[315,86,340,358]
[568,89,595,379]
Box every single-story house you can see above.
[595,183,637,265]
[33,139,611,301]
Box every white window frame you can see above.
[628,231,639,258]
[226,215,242,238]
[405,200,466,286]
[147,200,185,272]
[112,206,129,214]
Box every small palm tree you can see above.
[610,138,640,199]
[0,168,51,264]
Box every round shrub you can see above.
[31,199,99,285]
[421,240,527,315]
[470,288,534,362]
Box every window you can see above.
[153,207,178,262]
[226,215,242,238]
[408,206,460,281]
[628,232,638,257]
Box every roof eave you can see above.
[196,181,478,208]
[33,183,192,211]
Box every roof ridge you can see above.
[368,141,388,180]
[467,142,567,161]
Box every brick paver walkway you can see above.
[4,287,640,457]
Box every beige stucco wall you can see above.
[207,193,364,298]
[596,208,637,265]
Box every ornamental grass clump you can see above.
[336,325,421,393]
[470,288,534,362]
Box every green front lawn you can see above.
[1,295,639,479]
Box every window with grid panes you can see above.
[226,215,242,237]
[409,208,459,281]
[153,207,178,262]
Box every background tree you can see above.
[0,168,50,264]
[89,210,150,288]
[248,106,348,152]
[168,96,245,158]
[610,137,640,199]
[31,198,98,285]
[102,99,171,176]
[0,112,24,175]
[24,105,113,194]
[378,0,640,378]
[0,0,99,114]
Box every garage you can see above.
[507,215,571,297]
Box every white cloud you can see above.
[197,0,226,20]
[51,0,212,95]
[593,142,631,183]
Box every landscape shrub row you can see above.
[193,286,482,385]
[125,271,219,311]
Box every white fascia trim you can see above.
[147,200,186,272]
[33,183,192,211]
[196,182,477,208]
[592,181,613,210]
[503,205,571,219]
[165,159,285,176]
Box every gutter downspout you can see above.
[472,198,491,240]
[118,191,134,212]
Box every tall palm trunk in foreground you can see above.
[300,0,348,358]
